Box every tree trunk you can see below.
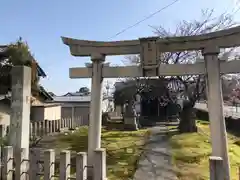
[178,100,197,133]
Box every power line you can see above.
[232,0,240,15]
[109,0,180,39]
[233,5,240,15]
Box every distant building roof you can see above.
[32,103,61,107]
[38,86,53,101]
[53,95,91,102]
[52,95,112,103]
[63,92,88,96]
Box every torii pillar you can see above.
[88,53,105,171]
[203,47,230,180]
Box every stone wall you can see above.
[195,108,240,134]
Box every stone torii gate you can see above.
[62,26,240,179]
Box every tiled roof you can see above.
[53,95,91,102]
[52,94,112,103]
[32,103,61,107]
[36,65,46,78]
[63,92,87,96]
[39,86,53,100]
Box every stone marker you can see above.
[8,66,31,157]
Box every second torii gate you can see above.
[62,26,240,179]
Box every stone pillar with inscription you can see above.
[123,100,138,130]
[8,66,31,157]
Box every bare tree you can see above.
[126,9,238,132]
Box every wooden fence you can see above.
[0,116,89,139]
[29,116,88,137]
[0,146,106,180]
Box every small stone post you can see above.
[55,120,59,132]
[93,148,106,180]
[29,148,41,180]
[32,122,36,136]
[209,156,224,180]
[8,66,31,157]
[60,119,62,128]
[44,149,55,180]
[70,118,72,129]
[36,122,40,136]
[71,106,74,129]
[44,120,48,135]
[64,118,66,128]
[58,119,61,131]
[76,152,87,180]
[41,121,44,136]
[52,120,55,133]
[64,118,67,128]
[48,121,52,134]
[124,101,138,130]
[60,150,71,180]
[67,118,70,129]
[3,146,13,180]
[15,148,29,180]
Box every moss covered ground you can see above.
[169,120,240,180]
[56,126,150,180]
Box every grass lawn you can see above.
[169,120,240,180]
[56,126,150,180]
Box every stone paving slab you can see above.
[133,126,177,180]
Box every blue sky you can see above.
[0,0,239,95]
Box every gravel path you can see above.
[133,126,177,180]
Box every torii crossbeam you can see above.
[62,25,240,179]
[69,60,240,78]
